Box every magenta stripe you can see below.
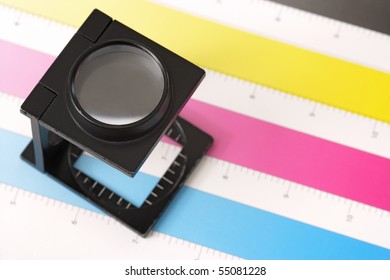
[2,39,390,211]
[181,101,390,211]
[0,40,54,99]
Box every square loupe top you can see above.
[22,9,205,177]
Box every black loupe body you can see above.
[20,9,213,236]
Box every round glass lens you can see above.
[73,44,165,126]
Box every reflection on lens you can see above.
[73,44,165,126]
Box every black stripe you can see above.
[270,0,390,35]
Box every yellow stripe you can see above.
[2,0,390,123]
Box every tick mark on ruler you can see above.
[9,189,19,205]
[91,181,98,189]
[195,247,203,260]
[250,86,257,99]
[178,153,187,159]
[334,25,342,38]
[346,202,354,222]
[162,176,173,184]
[71,209,80,225]
[145,199,152,206]
[372,122,379,138]
[14,13,22,26]
[275,8,283,22]
[162,145,170,160]
[283,184,291,198]
[98,187,106,197]
[222,165,230,180]
[167,168,175,175]
[132,236,139,244]
[309,104,317,117]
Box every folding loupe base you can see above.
[21,117,212,236]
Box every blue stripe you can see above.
[1,128,390,259]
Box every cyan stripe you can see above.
[1,128,390,259]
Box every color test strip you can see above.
[1,128,389,259]
[1,40,390,212]
[1,0,390,123]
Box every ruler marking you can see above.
[222,165,230,180]
[150,191,158,198]
[275,6,283,22]
[250,85,257,99]
[334,24,342,38]
[178,153,186,159]
[71,208,80,225]
[283,184,291,198]
[161,145,169,160]
[167,168,175,175]
[161,176,173,184]
[309,103,317,117]
[372,122,379,138]
[97,187,106,197]
[91,181,98,189]
[9,188,19,205]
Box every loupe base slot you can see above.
[21,117,213,237]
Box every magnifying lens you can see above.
[73,43,167,126]
[20,9,213,236]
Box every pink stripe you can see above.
[2,39,390,211]
[0,40,54,99]
[181,101,390,211]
